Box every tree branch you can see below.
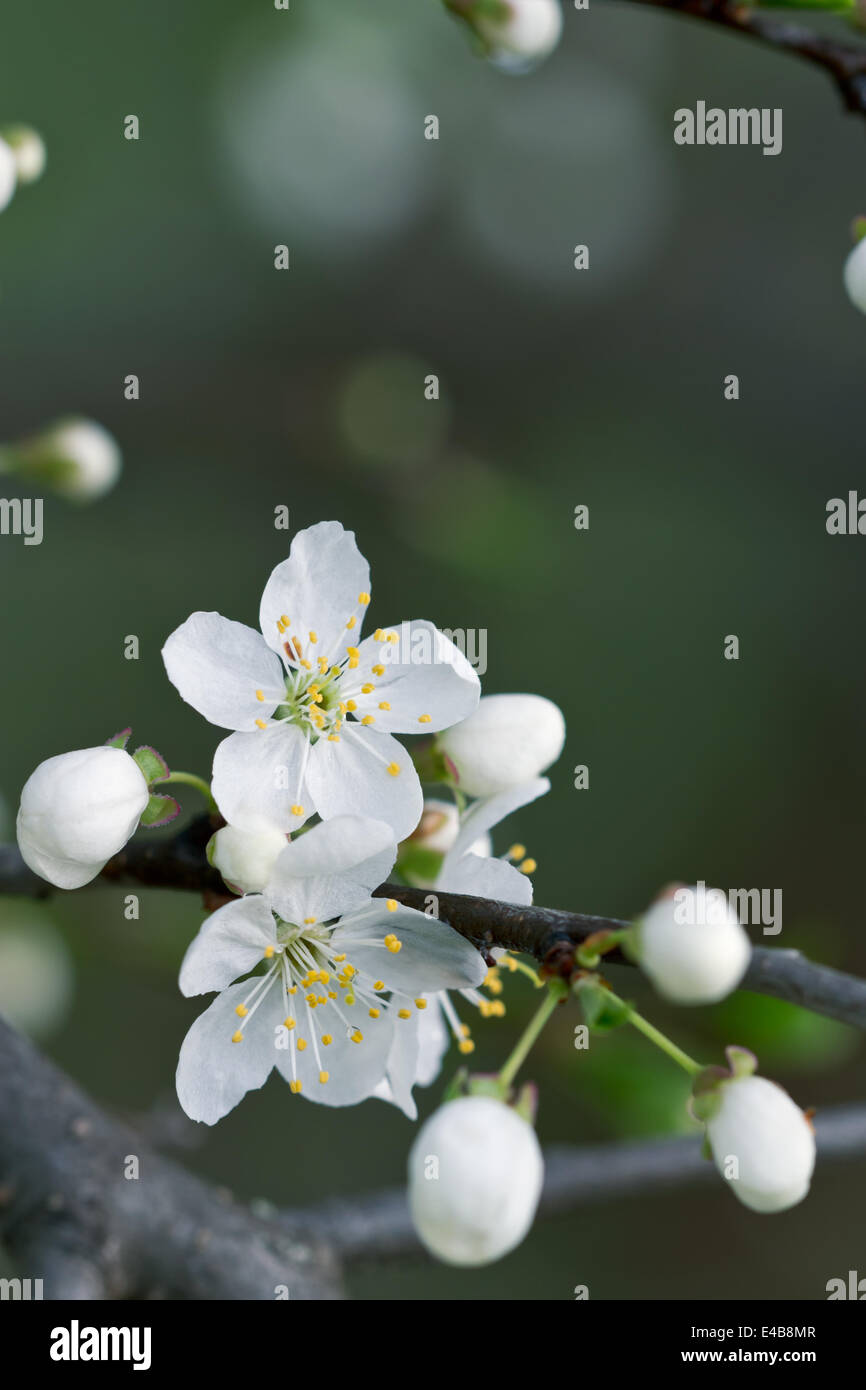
[3,817,866,1029]
[620,0,866,120]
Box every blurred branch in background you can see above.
[624,0,866,119]
[2,1012,865,1296]
[2,816,865,1029]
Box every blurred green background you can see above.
[1,0,865,1299]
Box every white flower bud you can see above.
[634,886,751,1005]
[408,1095,544,1265]
[0,126,46,184]
[706,1075,816,1213]
[472,0,564,72]
[844,233,866,314]
[0,137,17,213]
[31,418,122,500]
[210,822,289,895]
[17,747,150,890]
[438,693,565,798]
[410,799,492,856]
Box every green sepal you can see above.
[133,745,170,786]
[725,1044,758,1079]
[441,1067,470,1103]
[689,1065,729,1122]
[511,1081,538,1126]
[574,976,632,1033]
[139,793,180,828]
[105,727,132,750]
[620,921,642,964]
[411,741,452,785]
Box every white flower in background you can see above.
[0,905,74,1039]
[633,886,751,1005]
[844,227,866,314]
[448,0,564,73]
[408,1095,544,1265]
[0,137,17,212]
[437,692,564,797]
[209,821,289,896]
[6,417,122,500]
[16,747,150,890]
[176,815,487,1124]
[704,1071,816,1214]
[0,125,46,184]
[163,521,480,841]
[379,779,549,1109]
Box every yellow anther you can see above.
[289,1080,302,1094]
[301,658,312,670]
[334,953,347,963]
[351,1030,363,1044]
[369,1007,380,1019]
[281,614,291,626]
[415,999,427,1010]
[319,1071,329,1085]
[328,734,340,743]
[255,718,268,730]
[418,714,431,724]
[398,1009,411,1020]
[358,592,371,605]
[317,995,326,1005]
[255,689,265,701]
[322,1034,333,1045]
[361,715,375,726]
[379,701,390,711]
[460,1023,471,1037]
[305,994,317,1006]
[345,994,356,1006]
[318,657,330,672]
[346,646,359,659]
[288,985,297,995]
[264,945,275,958]
[373,664,385,677]
[318,969,329,982]
[387,762,400,777]
[362,683,375,694]
[304,917,317,925]
[386,937,402,953]
[343,963,356,978]
[386,632,398,643]
[338,701,348,714]
[284,1017,296,1029]
[520,858,537,874]
[347,699,358,712]
[232,1031,244,1043]
[459,1039,475,1054]
[297,1038,307,1052]
[309,631,318,643]
[507,843,526,861]
[291,804,304,816]
[328,991,337,999]
[235,1004,248,1017]
[277,619,286,634]
[373,980,385,992]
[385,900,397,914]
[348,657,359,668]
[374,628,385,642]
[346,615,357,630]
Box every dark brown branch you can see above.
[621,0,866,119]
[3,817,866,1029]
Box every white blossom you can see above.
[210,821,289,896]
[175,816,487,1124]
[163,521,480,841]
[844,234,866,314]
[634,886,751,1005]
[0,137,16,212]
[408,1095,544,1264]
[705,1074,816,1213]
[16,747,150,889]
[437,692,564,797]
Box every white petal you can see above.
[176,979,283,1124]
[306,726,422,840]
[274,1000,395,1108]
[265,816,396,924]
[414,994,450,1087]
[259,521,370,665]
[350,620,480,734]
[162,612,285,731]
[332,902,487,994]
[212,725,311,832]
[439,852,533,906]
[446,778,550,867]
[178,896,277,997]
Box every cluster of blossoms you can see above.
[15,520,818,1267]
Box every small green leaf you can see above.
[140,793,180,828]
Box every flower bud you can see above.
[633,886,751,1004]
[210,822,289,895]
[705,1074,816,1213]
[17,747,150,889]
[0,137,16,213]
[408,1095,544,1265]
[409,798,492,855]
[449,0,564,73]
[437,693,565,798]
[844,230,866,314]
[0,125,46,184]
[8,417,122,501]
